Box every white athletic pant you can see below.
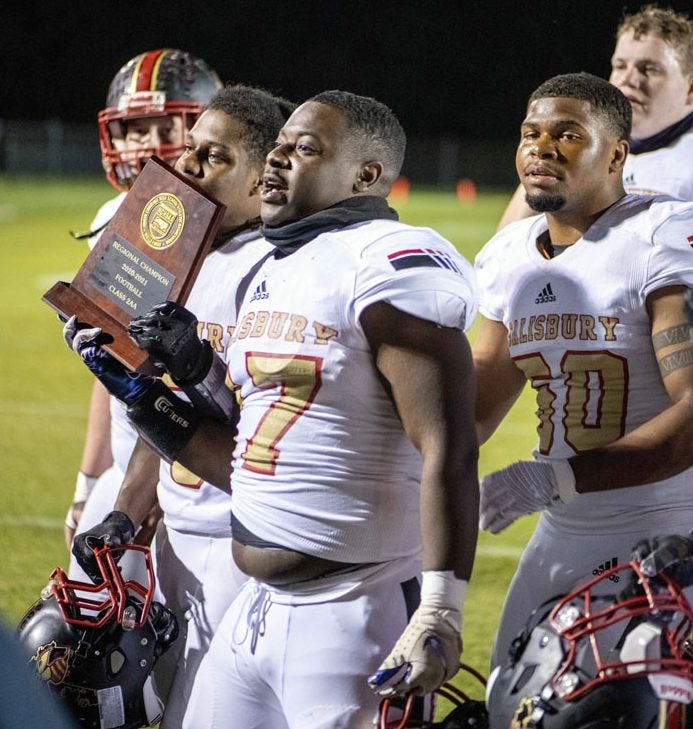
[491,512,693,669]
[151,524,247,728]
[183,558,422,729]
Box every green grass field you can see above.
[0,176,539,708]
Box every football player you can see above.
[66,90,481,729]
[497,4,693,229]
[67,85,293,728]
[472,72,693,670]
[64,50,222,576]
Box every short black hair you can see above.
[207,85,296,167]
[528,72,632,141]
[308,90,406,188]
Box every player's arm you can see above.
[71,436,162,580]
[362,301,479,697]
[472,315,527,444]
[113,437,160,527]
[496,183,534,231]
[479,286,693,534]
[64,380,113,549]
[64,316,235,491]
[570,285,693,490]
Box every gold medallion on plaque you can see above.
[140,192,185,250]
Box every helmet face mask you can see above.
[378,663,489,728]
[17,544,178,729]
[98,49,222,192]
[487,559,693,729]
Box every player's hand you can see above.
[480,459,577,534]
[63,315,155,405]
[128,302,212,385]
[64,502,85,549]
[368,606,462,697]
[632,534,693,582]
[71,511,135,583]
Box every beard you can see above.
[525,193,566,212]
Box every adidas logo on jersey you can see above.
[250,280,269,302]
[592,557,620,582]
[535,283,556,304]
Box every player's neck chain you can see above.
[630,109,693,155]
[262,196,398,256]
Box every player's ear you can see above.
[353,162,383,193]
[249,174,263,197]
[685,71,693,105]
[609,139,629,173]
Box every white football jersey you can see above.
[226,218,478,563]
[475,195,693,531]
[158,232,274,536]
[623,131,693,200]
[83,193,132,472]
[87,193,126,249]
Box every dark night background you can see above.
[2,0,692,185]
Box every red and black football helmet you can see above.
[98,49,222,192]
[16,544,178,729]
[486,558,693,729]
[378,663,489,728]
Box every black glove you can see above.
[63,316,156,405]
[128,302,213,385]
[149,601,180,659]
[72,511,135,583]
[631,534,693,586]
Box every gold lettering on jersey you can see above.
[286,315,308,342]
[545,314,559,339]
[140,193,185,250]
[231,311,340,345]
[599,316,619,341]
[268,312,289,338]
[508,314,621,346]
[205,323,224,352]
[579,315,596,340]
[561,313,577,339]
[313,321,338,345]
[250,311,270,337]
[236,312,255,339]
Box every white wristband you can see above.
[73,471,98,503]
[549,460,577,503]
[421,570,468,611]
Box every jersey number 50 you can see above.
[514,350,628,454]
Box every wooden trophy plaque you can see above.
[43,157,226,374]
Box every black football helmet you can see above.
[16,544,178,729]
[487,558,693,729]
[98,49,222,191]
[378,663,489,728]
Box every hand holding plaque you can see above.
[43,157,225,373]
